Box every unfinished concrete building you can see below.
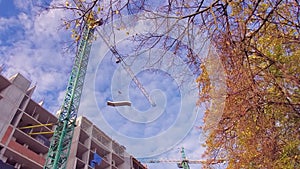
[0,73,146,169]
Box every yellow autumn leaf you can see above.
[65,23,70,30]
[75,36,80,42]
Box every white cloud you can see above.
[1,0,72,112]
[18,12,32,30]
[13,0,31,11]
[0,17,17,31]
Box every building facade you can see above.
[0,73,146,169]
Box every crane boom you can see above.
[120,60,156,107]
[140,159,203,164]
[44,24,95,169]
[96,29,156,107]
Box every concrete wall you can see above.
[0,74,30,141]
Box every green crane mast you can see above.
[44,16,100,169]
[177,147,190,169]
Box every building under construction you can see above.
[0,73,146,169]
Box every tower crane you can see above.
[140,147,224,169]
[140,148,200,169]
[43,1,154,168]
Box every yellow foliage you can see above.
[65,22,70,30]
[201,1,300,168]
[65,1,70,7]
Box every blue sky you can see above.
[0,0,224,168]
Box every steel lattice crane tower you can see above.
[178,147,190,169]
[43,14,101,168]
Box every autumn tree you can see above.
[197,1,300,168]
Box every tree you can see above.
[197,1,300,168]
